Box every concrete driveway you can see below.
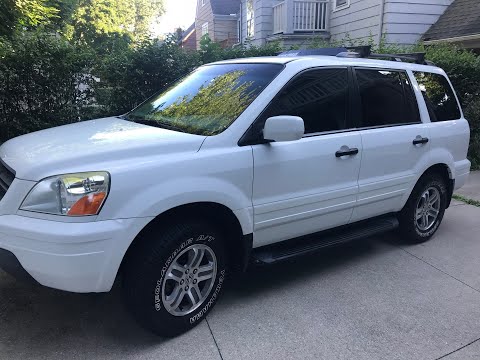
[1,202,480,360]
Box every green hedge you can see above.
[0,33,97,141]
[0,33,479,169]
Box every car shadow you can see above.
[0,232,398,357]
[223,234,396,301]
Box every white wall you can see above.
[383,0,453,45]
[240,0,275,46]
[330,0,453,46]
[329,0,382,44]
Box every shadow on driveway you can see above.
[0,236,384,359]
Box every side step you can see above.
[252,216,399,265]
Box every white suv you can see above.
[0,51,471,337]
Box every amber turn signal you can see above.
[67,192,107,216]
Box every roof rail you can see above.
[278,45,434,66]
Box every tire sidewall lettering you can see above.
[189,269,226,324]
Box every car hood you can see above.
[0,117,206,181]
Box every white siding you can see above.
[383,0,454,45]
[330,0,453,46]
[240,0,275,46]
[195,0,215,49]
[329,0,382,43]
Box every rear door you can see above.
[250,67,362,247]
[350,67,430,222]
[412,71,470,189]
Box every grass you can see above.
[452,194,480,208]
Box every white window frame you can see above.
[333,0,350,12]
[246,0,255,38]
[202,22,209,36]
[201,0,206,6]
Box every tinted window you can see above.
[356,69,420,127]
[413,71,461,122]
[126,63,283,136]
[263,68,349,134]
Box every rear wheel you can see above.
[122,220,227,337]
[398,173,447,243]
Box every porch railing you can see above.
[273,2,286,34]
[273,0,329,34]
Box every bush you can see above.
[93,38,201,115]
[422,44,480,109]
[465,99,480,169]
[199,34,281,64]
[0,32,96,142]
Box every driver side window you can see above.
[262,68,349,135]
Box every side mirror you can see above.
[263,116,305,142]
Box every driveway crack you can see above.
[434,337,480,359]
[206,317,224,360]
[398,246,480,294]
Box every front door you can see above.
[250,68,362,247]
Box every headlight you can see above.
[20,172,110,216]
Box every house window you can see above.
[201,0,205,6]
[247,0,254,38]
[202,22,209,36]
[334,0,350,11]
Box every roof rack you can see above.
[278,45,434,66]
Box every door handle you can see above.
[335,147,359,158]
[413,137,429,145]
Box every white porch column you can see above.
[283,0,294,34]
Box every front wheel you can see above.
[122,221,227,337]
[398,173,447,243]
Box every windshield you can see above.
[124,63,283,136]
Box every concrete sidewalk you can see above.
[454,170,480,202]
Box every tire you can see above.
[122,220,227,337]
[398,173,447,243]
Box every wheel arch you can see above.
[120,202,253,277]
[421,163,455,208]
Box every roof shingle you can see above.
[423,0,480,41]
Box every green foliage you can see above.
[0,0,60,37]
[0,0,19,37]
[199,34,281,63]
[93,39,201,114]
[465,99,480,169]
[452,194,480,207]
[0,32,97,141]
[69,0,164,43]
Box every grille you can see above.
[0,161,15,201]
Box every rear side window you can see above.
[355,69,420,128]
[413,72,461,122]
[261,68,349,134]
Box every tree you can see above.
[69,0,164,43]
[0,0,59,37]
[0,0,19,37]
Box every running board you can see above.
[252,216,399,265]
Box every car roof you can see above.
[211,55,444,74]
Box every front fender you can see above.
[97,176,254,235]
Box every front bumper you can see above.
[0,215,152,293]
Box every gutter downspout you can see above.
[377,0,386,47]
